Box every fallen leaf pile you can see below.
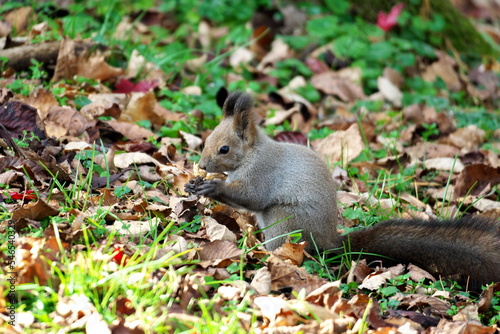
[0,1,499,333]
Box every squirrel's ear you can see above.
[216,87,229,109]
[223,92,256,141]
[222,91,254,117]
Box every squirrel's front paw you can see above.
[184,177,220,198]
[184,177,201,194]
[193,179,220,197]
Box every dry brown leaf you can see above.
[393,294,450,318]
[407,264,436,283]
[180,130,203,150]
[63,141,92,152]
[421,51,461,92]
[454,164,500,198]
[359,264,405,290]
[77,53,124,81]
[119,91,163,126]
[404,142,460,160]
[80,100,122,120]
[181,86,202,96]
[114,152,161,169]
[305,281,346,313]
[157,164,190,194]
[168,196,199,223]
[383,67,404,87]
[0,101,43,139]
[0,170,23,187]
[88,93,129,110]
[250,267,272,295]
[264,105,300,126]
[478,283,500,312]
[126,49,164,82]
[91,189,119,206]
[287,299,337,321]
[217,285,247,301]
[198,240,242,262]
[424,157,464,173]
[51,294,105,330]
[16,236,63,285]
[3,7,34,34]
[427,186,455,202]
[257,39,290,73]
[267,255,327,295]
[316,123,364,166]
[447,125,486,151]
[452,304,480,323]
[23,88,59,121]
[106,219,160,238]
[229,47,254,69]
[272,242,306,266]
[164,235,189,254]
[397,193,427,211]
[336,191,362,205]
[184,54,208,73]
[104,120,156,141]
[472,197,500,212]
[11,199,59,222]
[254,296,300,327]
[347,259,372,285]
[311,71,366,102]
[377,76,402,107]
[435,320,498,334]
[203,216,237,242]
[45,106,96,138]
[29,22,46,38]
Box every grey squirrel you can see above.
[185,91,500,291]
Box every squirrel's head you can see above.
[199,91,257,173]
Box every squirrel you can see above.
[185,91,500,291]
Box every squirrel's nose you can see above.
[199,160,207,170]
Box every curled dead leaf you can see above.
[198,240,242,262]
[250,267,271,296]
[272,242,306,266]
[11,199,59,222]
[267,255,327,295]
[203,216,237,242]
[316,123,364,166]
[311,70,366,102]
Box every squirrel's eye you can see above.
[219,146,229,154]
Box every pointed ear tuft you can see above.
[221,92,256,141]
[222,91,254,118]
[216,87,229,109]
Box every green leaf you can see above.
[412,41,435,57]
[306,16,339,39]
[296,83,320,103]
[280,35,310,50]
[379,286,400,296]
[333,34,370,59]
[74,95,92,109]
[394,52,416,68]
[428,14,445,32]
[411,16,428,32]
[180,215,202,233]
[365,41,395,62]
[114,186,132,198]
[226,262,240,274]
[136,120,152,129]
[324,0,350,15]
